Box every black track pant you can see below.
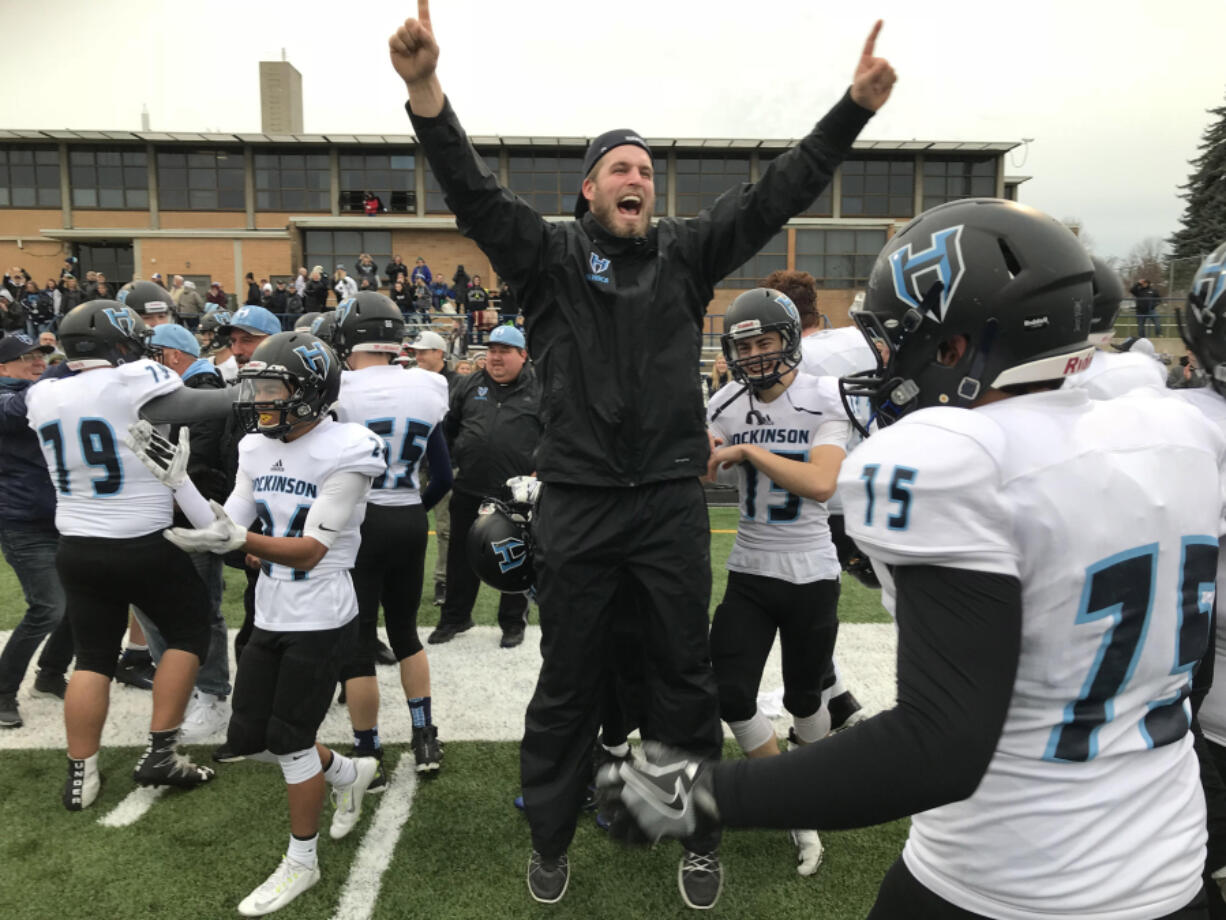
[438,490,528,633]
[521,478,722,859]
[867,856,1207,920]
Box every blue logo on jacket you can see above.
[586,251,611,285]
[474,386,488,401]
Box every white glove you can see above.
[164,500,247,555]
[124,420,189,490]
[506,475,540,505]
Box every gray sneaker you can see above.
[31,671,68,700]
[527,851,569,904]
[0,693,21,728]
[678,850,723,910]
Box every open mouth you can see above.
[617,194,643,217]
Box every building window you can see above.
[507,152,586,215]
[674,155,750,217]
[156,148,245,210]
[795,228,886,289]
[303,229,392,286]
[922,156,997,210]
[0,146,61,208]
[339,152,416,213]
[840,158,914,218]
[255,151,329,211]
[717,231,788,289]
[759,153,832,217]
[69,148,148,209]
[425,153,500,213]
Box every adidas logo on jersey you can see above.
[270,460,285,472]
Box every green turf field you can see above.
[0,507,903,920]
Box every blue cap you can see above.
[149,323,200,357]
[221,305,280,337]
[488,325,526,349]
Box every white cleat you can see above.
[62,753,101,811]
[791,829,824,877]
[329,756,379,840]
[237,855,320,916]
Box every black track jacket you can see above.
[408,92,873,488]
[444,365,541,499]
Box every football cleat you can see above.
[411,725,443,774]
[828,690,867,733]
[178,689,231,744]
[329,756,379,840]
[133,748,215,788]
[237,854,320,917]
[791,829,824,876]
[114,650,155,690]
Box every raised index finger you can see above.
[861,19,883,60]
[418,0,431,27]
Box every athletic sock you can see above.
[287,833,319,868]
[793,708,831,744]
[322,749,357,787]
[353,727,381,754]
[147,726,180,755]
[408,696,432,729]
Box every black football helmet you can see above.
[1088,256,1125,345]
[467,499,535,594]
[293,311,323,333]
[196,309,232,355]
[720,287,803,391]
[234,331,341,439]
[840,198,1095,433]
[1178,240,1226,397]
[309,311,339,346]
[333,292,405,359]
[59,300,149,369]
[118,280,175,320]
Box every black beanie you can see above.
[574,129,652,219]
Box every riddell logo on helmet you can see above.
[1063,354,1093,375]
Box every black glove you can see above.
[594,741,721,844]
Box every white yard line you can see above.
[0,624,899,750]
[329,753,420,920]
[97,785,166,827]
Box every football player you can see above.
[24,301,216,810]
[602,199,1222,919]
[331,293,453,778]
[1063,256,1166,399]
[131,331,388,916]
[706,287,851,877]
[1174,240,1226,909]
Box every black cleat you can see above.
[134,748,215,788]
[828,690,867,733]
[500,626,525,649]
[374,639,397,666]
[427,619,474,645]
[411,724,443,774]
[432,581,446,607]
[115,651,155,690]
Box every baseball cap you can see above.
[220,305,280,337]
[489,325,526,349]
[0,332,53,363]
[574,128,652,219]
[149,323,200,358]
[409,331,447,351]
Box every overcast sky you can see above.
[3,0,1222,261]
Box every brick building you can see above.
[0,130,1027,331]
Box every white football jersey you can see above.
[213,354,238,383]
[708,373,850,583]
[800,326,875,514]
[1175,386,1226,747]
[841,387,1224,920]
[1062,348,1166,400]
[333,365,448,507]
[227,418,385,631]
[25,360,182,538]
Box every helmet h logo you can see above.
[889,225,966,320]
[293,343,331,378]
[336,299,355,326]
[774,293,799,322]
[102,307,134,336]
[1191,253,1226,326]
[589,252,610,275]
[492,537,526,573]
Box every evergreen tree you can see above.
[1171,94,1226,266]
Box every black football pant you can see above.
[521,478,722,859]
[438,490,529,634]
